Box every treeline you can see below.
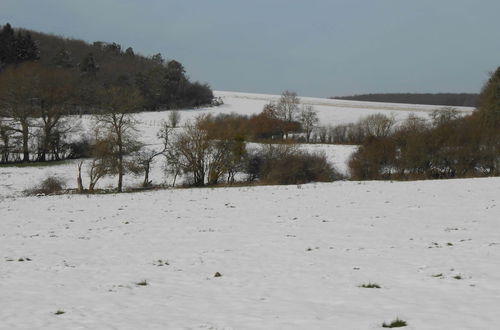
[348,69,500,180]
[0,23,213,111]
[332,93,479,107]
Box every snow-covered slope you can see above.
[1,178,499,329]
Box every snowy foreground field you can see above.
[1,177,500,329]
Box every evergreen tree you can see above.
[0,23,17,67]
[0,24,39,67]
[15,32,39,62]
[163,60,188,107]
[478,67,500,127]
[80,52,99,77]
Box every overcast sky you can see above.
[2,0,500,97]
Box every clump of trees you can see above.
[348,69,500,180]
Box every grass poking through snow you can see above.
[359,282,381,289]
[382,318,407,328]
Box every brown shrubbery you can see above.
[349,109,500,180]
[198,112,301,142]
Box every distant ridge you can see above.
[331,93,478,107]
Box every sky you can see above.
[1,0,500,97]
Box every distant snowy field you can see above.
[1,178,499,329]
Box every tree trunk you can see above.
[77,161,84,193]
[117,142,123,192]
[21,121,30,162]
[39,126,51,162]
[143,163,150,187]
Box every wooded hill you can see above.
[332,93,478,107]
[0,23,213,110]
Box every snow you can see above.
[1,91,494,329]
[1,178,499,329]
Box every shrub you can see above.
[360,282,381,289]
[246,144,340,185]
[382,318,407,328]
[26,175,66,195]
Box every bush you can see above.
[246,144,340,185]
[382,318,407,328]
[25,176,66,195]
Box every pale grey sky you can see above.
[1,0,500,97]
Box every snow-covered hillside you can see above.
[1,178,499,329]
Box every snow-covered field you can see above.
[1,177,499,329]
[2,92,495,329]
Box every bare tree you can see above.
[0,63,38,161]
[87,158,109,192]
[76,161,84,193]
[277,90,300,122]
[169,117,211,186]
[95,86,143,192]
[34,67,78,161]
[359,113,396,138]
[85,137,115,192]
[133,122,171,187]
[429,107,460,127]
[168,109,181,128]
[276,90,300,139]
[299,104,319,142]
[0,119,15,162]
[164,140,183,187]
